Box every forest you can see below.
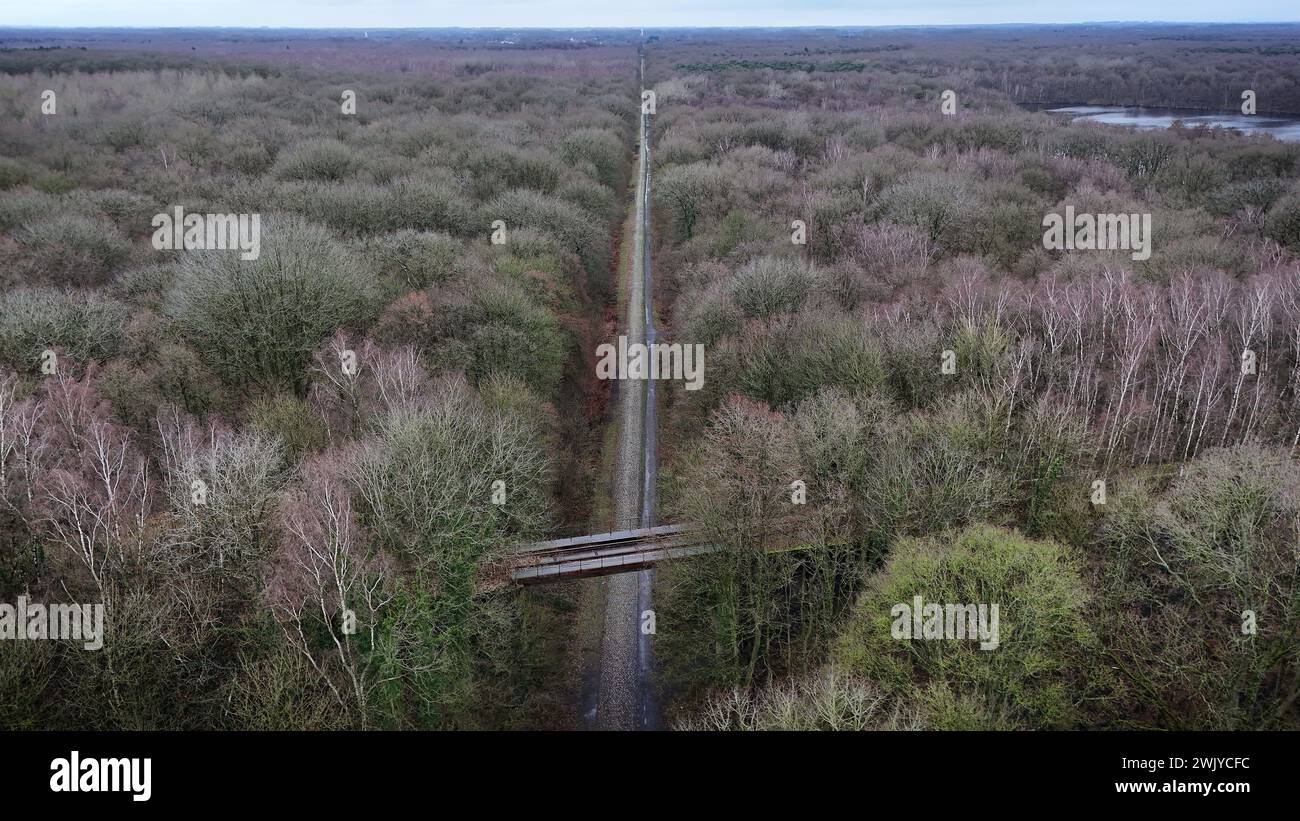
[0,24,1298,730]
[0,28,636,728]
[646,25,1300,730]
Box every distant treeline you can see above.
[654,24,1300,114]
[676,59,868,73]
[0,47,279,78]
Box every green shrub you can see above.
[726,256,813,322]
[952,318,1012,389]
[0,287,129,371]
[875,173,976,249]
[98,118,153,152]
[461,282,568,397]
[559,128,628,190]
[654,162,732,241]
[166,216,377,394]
[833,524,1095,728]
[214,135,274,175]
[680,285,743,348]
[465,145,565,198]
[1157,445,1299,613]
[346,383,552,727]
[272,138,361,182]
[878,315,947,410]
[556,178,619,223]
[392,175,476,235]
[366,230,462,292]
[0,189,60,231]
[1153,152,1229,207]
[734,316,886,408]
[17,214,132,286]
[1096,445,1300,729]
[859,391,1011,538]
[109,264,176,310]
[272,180,392,234]
[224,642,349,730]
[1264,192,1300,248]
[484,189,606,276]
[1207,178,1289,217]
[0,157,32,190]
[248,394,330,460]
[69,188,160,235]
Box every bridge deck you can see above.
[507,520,823,584]
[511,524,716,583]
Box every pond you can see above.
[1046,105,1300,142]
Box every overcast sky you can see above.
[3,0,1299,29]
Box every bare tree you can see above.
[266,450,392,723]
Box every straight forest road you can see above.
[595,49,660,730]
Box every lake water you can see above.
[1047,105,1300,143]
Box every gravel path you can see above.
[595,59,658,730]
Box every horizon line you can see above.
[4,21,1300,32]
